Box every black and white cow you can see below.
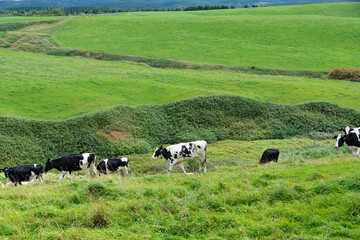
[152,140,207,176]
[97,157,130,177]
[336,126,360,157]
[335,130,360,157]
[259,149,280,164]
[0,164,43,186]
[45,153,98,183]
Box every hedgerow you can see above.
[0,95,359,167]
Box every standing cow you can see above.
[152,140,207,176]
[334,130,360,157]
[259,149,280,164]
[0,164,43,186]
[97,157,130,177]
[45,153,98,183]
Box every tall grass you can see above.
[0,138,359,239]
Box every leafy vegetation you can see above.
[328,68,360,82]
[0,94,359,168]
[53,3,360,71]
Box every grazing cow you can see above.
[45,153,98,183]
[259,149,280,164]
[340,126,360,136]
[0,164,43,186]
[97,157,130,177]
[334,131,360,157]
[151,140,207,176]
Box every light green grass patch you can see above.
[53,3,360,71]
[1,49,360,119]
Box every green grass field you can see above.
[1,49,360,119]
[53,3,360,71]
[1,138,360,239]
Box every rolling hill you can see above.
[53,3,360,71]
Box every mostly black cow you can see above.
[259,149,280,164]
[0,164,43,186]
[97,157,130,177]
[45,153,98,183]
[335,130,360,157]
[152,140,207,176]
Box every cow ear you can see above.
[0,169,3,172]
[47,158,51,163]
[350,128,354,132]
[159,145,162,149]
[339,128,345,132]
[334,135,338,139]
[9,168,13,172]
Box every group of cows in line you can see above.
[1,126,359,187]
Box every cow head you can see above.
[3,167,11,178]
[339,126,354,135]
[152,146,163,160]
[334,134,345,148]
[45,159,52,172]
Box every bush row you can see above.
[0,95,359,167]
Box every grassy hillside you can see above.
[53,3,360,71]
[1,49,360,119]
[1,138,359,239]
[0,95,359,168]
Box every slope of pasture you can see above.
[1,138,360,239]
[1,49,360,120]
[53,3,360,71]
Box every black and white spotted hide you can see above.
[0,164,43,186]
[152,140,207,176]
[97,157,130,177]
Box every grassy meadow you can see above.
[1,138,360,239]
[53,3,360,71]
[1,3,360,239]
[1,49,360,119]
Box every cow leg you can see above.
[167,162,174,176]
[356,148,360,157]
[83,169,90,179]
[59,171,66,183]
[89,162,98,177]
[178,162,189,175]
[67,172,74,183]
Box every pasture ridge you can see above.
[0,95,359,168]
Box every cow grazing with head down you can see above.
[152,140,207,176]
[0,164,43,186]
[45,153,98,183]
[97,157,130,177]
[335,130,360,157]
[259,149,280,164]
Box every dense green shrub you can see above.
[0,95,359,167]
[328,68,360,82]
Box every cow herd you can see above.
[1,125,359,187]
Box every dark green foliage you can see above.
[0,20,56,32]
[0,95,359,167]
